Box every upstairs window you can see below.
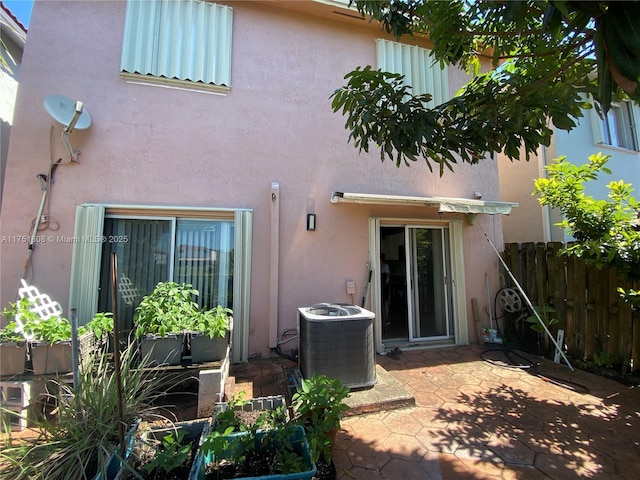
[376,38,449,107]
[120,0,233,90]
[591,101,639,152]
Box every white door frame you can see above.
[369,217,468,353]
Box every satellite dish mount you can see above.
[43,94,92,162]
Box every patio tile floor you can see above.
[226,345,640,479]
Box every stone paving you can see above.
[229,345,640,480]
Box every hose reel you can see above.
[497,287,525,314]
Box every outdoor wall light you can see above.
[306,214,316,231]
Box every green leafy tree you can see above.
[331,1,640,174]
[533,152,640,307]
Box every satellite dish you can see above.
[43,94,92,130]
[43,94,92,162]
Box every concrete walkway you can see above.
[229,345,640,480]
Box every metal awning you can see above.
[330,192,518,215]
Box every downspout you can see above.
[269,182,280,348]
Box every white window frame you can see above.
[69,204,252,363]
[120,0,233,92]
[591,100,640,152]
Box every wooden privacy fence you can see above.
[501,242,640,373]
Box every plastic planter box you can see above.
[192,396,314,480]
[0,341,27,376]
[30,341,73,375]
[192,425,316,480]
[30,332,97,376]
[140,333,184,366]
[190,333,228,364]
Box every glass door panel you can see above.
[406,226,453,340]
[98,218,172,332]
[174,219,234,309]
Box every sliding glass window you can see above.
[98,216,234,332]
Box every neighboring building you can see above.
[0,1,26,214]
[500,100,640,244]
[1,0,517,362]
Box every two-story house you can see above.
[500,100,640,244]
[0,0,517,362]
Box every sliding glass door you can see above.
[406,226,454,341]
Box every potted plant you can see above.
[84,312,115,352]
[134,282,198,366]
[209,393,287,436]
[1,298,39,377]
[27,315,76,375]
[134,282,233,366]
[26,310,106,376]
[2,297,75,376]
[2,298,112,376]
[291,374,350,476]
[188,305,232,364]
[195,399,316,480]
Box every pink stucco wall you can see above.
[498,147,549,244]
[1,1,507,355]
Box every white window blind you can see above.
[121,0,233,87]
[376,38,449,107]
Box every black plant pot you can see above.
[313,456,337,480]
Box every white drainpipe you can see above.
[269,182,280,348]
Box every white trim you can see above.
[123,76,230,95]
[331,192,517,215]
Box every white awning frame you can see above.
[330,192,518,215]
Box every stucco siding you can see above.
[1,1,507,354]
